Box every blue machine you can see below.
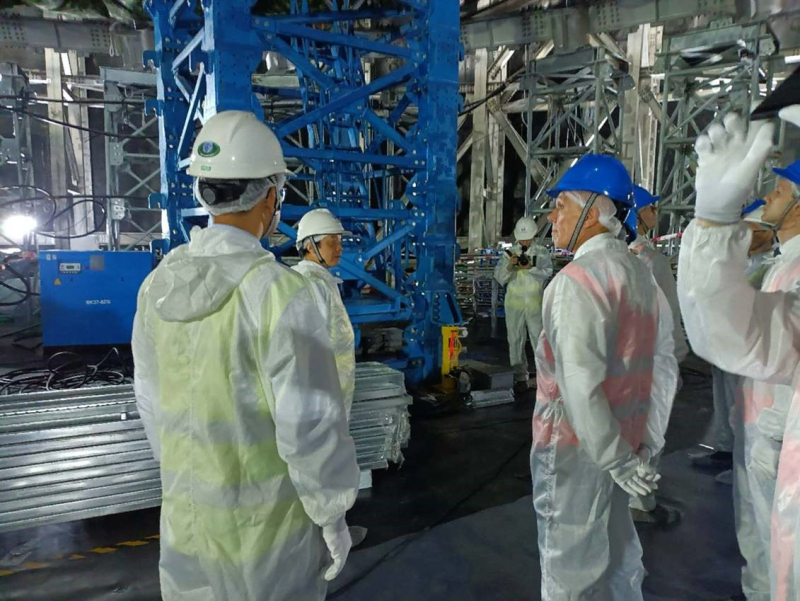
[144,0,463,383]
[39,251,154,347]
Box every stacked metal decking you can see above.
[351,362,411,470]
[0,385,160,534]
[0,365,411,533]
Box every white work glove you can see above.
[610,456,661,498]
[322,516,352,581]
[694,113,774,224]
[748,436,782,480]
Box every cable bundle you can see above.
[0,348,132,395]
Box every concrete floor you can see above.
[0,317,736,601]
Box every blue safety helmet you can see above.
[742,199,766,217]
[773,160,800,185]
[624,185,661,234]
[632,185,660,210]
[547,154,635,206]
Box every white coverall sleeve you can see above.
[493,253,514,286]
[261,284,360,528]
[640,287,679,457]
[132,278,161,462]
[545,275,637,472]
[528,245,554,281]
[650,254,690,364]
[678,220,800,387]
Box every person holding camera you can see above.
[493,216,553,396]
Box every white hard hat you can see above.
[296,209,347,243]
[514,216,537,241]
[187,110,288,179]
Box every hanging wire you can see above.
[0,105,159,140]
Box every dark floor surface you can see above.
[0,317,730,600]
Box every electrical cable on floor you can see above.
[328,438,530,598]
[0,348,131,395]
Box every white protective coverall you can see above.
[493,243,554,380]
[532,233,678,600]
[717,238,797,601]
[679,221,800,601]
[132,224,360,601]
[292,260,356,419]
[629,236,690,365]
[628,236,689,513]
[706,250,774,455]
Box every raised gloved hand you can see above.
[610,456,661,497]
[748,436,782,480]
[322,516,352,581]
[694,113,774,224]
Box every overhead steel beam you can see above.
[461,0,739,50]
[0,18,125,54]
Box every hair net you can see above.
[194,174,285,216]
[565,191,624,238]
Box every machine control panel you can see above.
[58,262,82,274]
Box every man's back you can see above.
[630,237,689,363]
[133,225,359,601]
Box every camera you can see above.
[506,245,531,267]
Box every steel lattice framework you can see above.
[655,22,780,249]
[145,0,462,382]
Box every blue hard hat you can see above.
[773,160,800,185]
[742,199,766,217]
[547,154,634,206]
[632,185,660,210]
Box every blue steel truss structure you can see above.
[144,0,462,383]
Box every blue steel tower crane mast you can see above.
[144,0,462,383]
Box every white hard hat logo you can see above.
[198,141,220,158]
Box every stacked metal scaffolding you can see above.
[523,46,629,220]
[0,385,160,534]
[0,366,410,533]
[351,363,411,470]
[655,22,779,246]
[456,250,503,324]
[145,0,463,383]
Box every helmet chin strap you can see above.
[567,193,598,253]
[764,197,799,232]
[310,237,330,268]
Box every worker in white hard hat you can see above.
[493,215,553,396]
[293,208,357,418]
[132,110,359,601]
